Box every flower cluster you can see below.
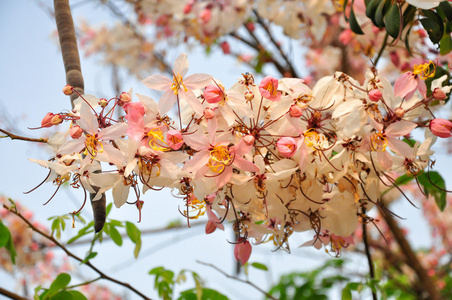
[30,53,451,263]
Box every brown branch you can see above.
[3,203,152,300]
[54,0,84,105]
[197,260,278,300]
[252,10,298,78]
[0,287,28,300]
[0,128,48,143]
[54,0,106,233]
[361,208,377,300]
[381,205,441,300]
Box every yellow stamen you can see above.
[147,128,170,152]
[171,73,188,95]
[83,134,103,158]
[206,144,231,173]
[413,61,435,80]
[181,196,206,219]
[304,129,324,149]
[370,132,388,152]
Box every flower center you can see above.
[413,61,435,80]
[304,129,325,149]
[84,134,103,158]
[147,128,170,152]
[171,73,188,95]
[370,132,388,152]
[207,144,232,173]
[138,156,161,178]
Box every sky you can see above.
[0,1,450,299]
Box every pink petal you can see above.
[386,136,413,157]
[182,150,210,172]
[385,120,417,137]
[173,53,189,77]
[394,73,417,99]
[142,74,172,91]
[99,123,128,141]
[184,73,212,89]
[158,90,177,114]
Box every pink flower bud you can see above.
[234,239,252,265]
[50,114,63,125]
[120,92,132,104]
[289,105,303,117]
[204,108,216,119]
[432,88,447,100]
[199,8,211,24]
[369,89,382,102]
[204,84,224,104]
[183,4,192,14]
[246,22,255,31]
[167,129,184,150]
[220,41,231,54]
[69,125,83,139]
[62,85,73,95]
[41,113,55,127]
[259,76,281,101]
[99,99,108,107]
[429,118,452,138]
[205,220,217,234]
[390,51,400,68]
[338,29,353,45]
[277,137,297,157]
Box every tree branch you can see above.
[0,128,48,143]
[0,287,28,300]
[197,260,278,300]
[3,203,152,300]
[54,0,106,233]
[381,205,441,300]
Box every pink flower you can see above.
[368,89,382,102]
[203,84,225,104]
[41,113,55,127]
[277,137,297,157]
[339,29,353,45]
[394,61,435,99]
[166,129,184,150]
[204,108,216,119]
[220,41,231,54]
[205,205,224,234]
[234,239,252,265]
[123,102,145,116]
[259,76,281,101]
[199,8,211,24]
[429,118,452,138]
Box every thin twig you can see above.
[0,287,28,300]
[65,276,102,289]
[0,128,48,143]
[361,208,377,300]
[3,203,152,300]
[373,33,388,67]
[197,260,278,300]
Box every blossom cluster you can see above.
[30,53,451,262]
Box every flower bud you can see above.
[369,89,382,102]
[289,105,303,118]
[245,92,254,101]
[234,239,252,265]
[432,88,447,100]
[62,85,73,95]
[69,125,83,139]
[429,118,452,138]
[220,41,231,54]
[167,129,184,150]
[120,92,132,104]
[41,113,55,127]
[99,98,108,107]
[199,8,211,24]
[246,22,255,31]
[395,108,405,118]
[277,137,297,157]
[204,84,224,104]
[50,114,63,125]
[204,108,215,119]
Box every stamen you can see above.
[370,132,388,152]
[412,61,435,80]
[147,128,170,152]
[83,134,104,158]
[171,73,188,95]
[206,144,232,173]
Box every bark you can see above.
[54,0,105,232]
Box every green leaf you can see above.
[48,273,71,296]
[349,2,364,34]
[105,203,113,217]
[385,3,401,39]
[342,287,352,300]
[375,0,389,28]
[0,221,16,264]
[440,32,452,55]
[251,262,269,271]
[109,225,123,246]
[439,1,452,22]
[134,239,142,259]
[394,174,415,186]
[417,171,447,211]
[178,288,229,300]
[366,0,382,27]
[405,24,414,55]
[125,221,141,243]
[81,252,97,264]
[420,10,444,44]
